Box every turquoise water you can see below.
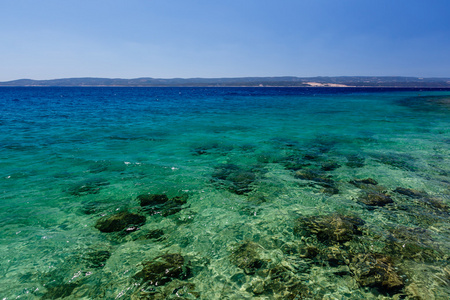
[0,87,449,299]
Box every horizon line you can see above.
[3,75,450,82]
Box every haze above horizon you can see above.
[1,0,450,81]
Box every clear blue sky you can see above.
[1,0,449,81]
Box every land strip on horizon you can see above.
[1,76,450,88]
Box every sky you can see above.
[1,0,450,81]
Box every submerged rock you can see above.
[83,250,111,268]
[321,161,341,171]
[80,201,104,215]
[229,241,266,275]
[294,169,332,184]
[211,164,257,195]
[320,185,340,195]
[324,245,350,266]
[349,253,404,292]
[270,137,301,149]
[191,142,221,155]
[137,193,169,207]
[67,177,109,196]
[394,187,426,198]
[311,138,337,154]
[396,95,450,112]
[358,191,394,207]
[350,178,378,187]
[394,187,449,211]
[350,178,387,194]
[256,265,311,299]
[384,226,443,262]
[247,193,267,205]
[298,245,320,259]
[135,229,165,241]
[132,279,199,300]
[392,202,449,226]
[95,211,146,233]
[191,141,233,156]
[42,282,78,299]
[295,213,365,243]
[373,153,416,171]
[279,154,312,171]
[295,169,340,193]
[346,155,365,168]
[134,253,191,287]
[138,193,188,216]
[420,197,449,211]
[303,153,320,161]
[241,194,267,216]
[212,164,239,180]
[161,194,189,217]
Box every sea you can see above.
[0,87,449,299]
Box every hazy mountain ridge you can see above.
[1,76,449,87]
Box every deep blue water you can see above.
[0,87,449,299]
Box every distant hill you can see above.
[1,76,449,87]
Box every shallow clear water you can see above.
[0,87,449,299]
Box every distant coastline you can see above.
[1,76,450,88]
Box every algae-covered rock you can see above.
[95,211,146,233]
[295,213,365,243]
[137,193,169,207]
[134,253,191,287]
[161,194,189,217]
[321,185,340,195]
[324,245,350,266]
[321,161,341,171]
[131,279,198,300]
[350,178,387,196]
[253,265,312,299]
[294,169,333,184]
[138,193,188,216]
[405,282,432,300]
[349,253,404,292]
[134,280,199,300]
[358,191,393,207]
[41,282,78,299]
[211,164,257,195]
[229,241,265,275]
[384,225,444,262]
[421,197,449,211]
[394,187,427,198]
[349,178,378,188]
[394,187,449,211]
[295,169,339,193]
[298,245,319,259]
[392,202,449,226]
